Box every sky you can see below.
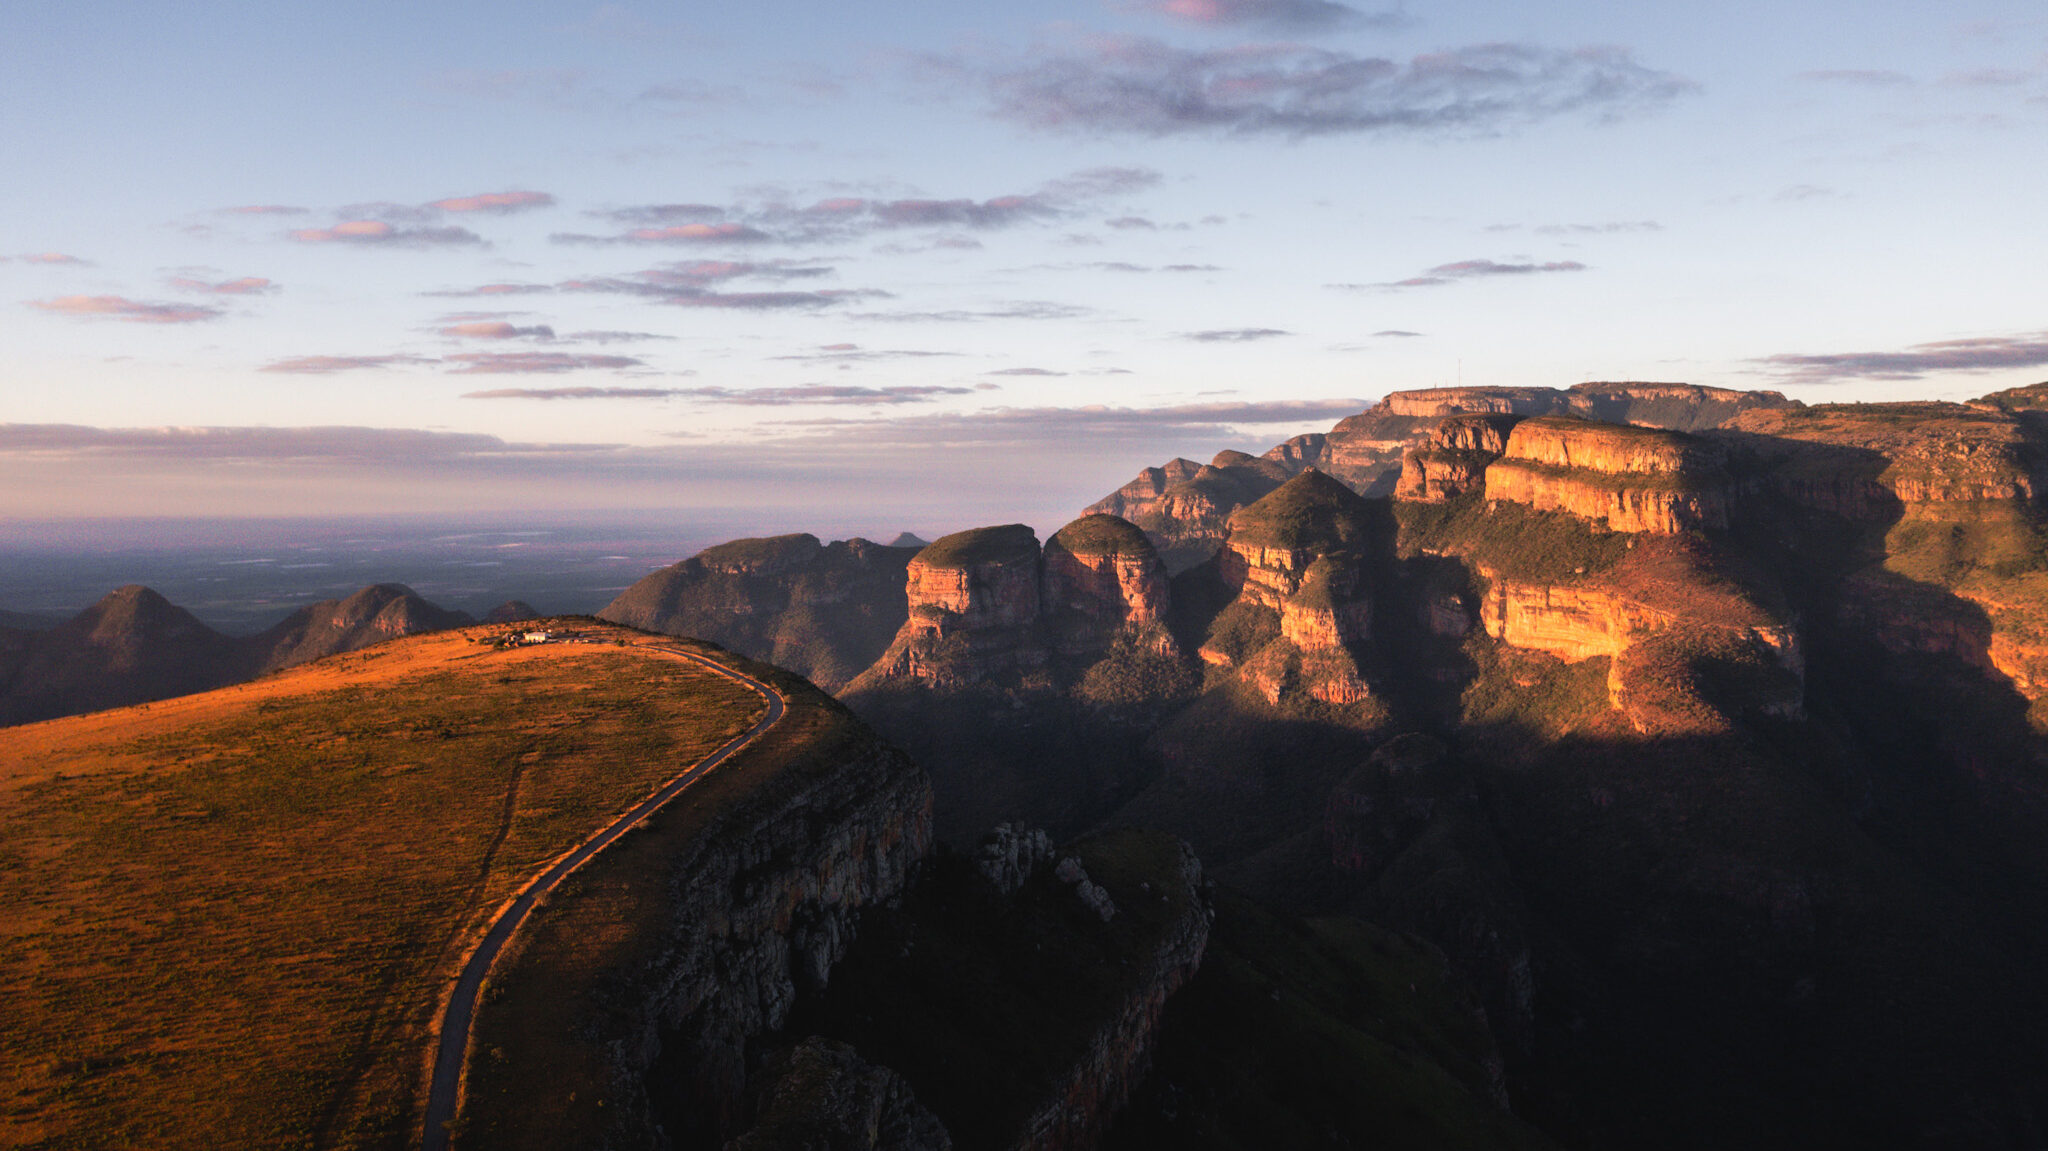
[3,0,2045,540]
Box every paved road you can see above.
[420,642,786,1151]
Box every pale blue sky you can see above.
[3,1,2043,532]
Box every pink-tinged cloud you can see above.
[445,352,643,374]
[428,190,557,214]
[28,295,221,324]
[169,276,278,295]
[441,321,556,340]
[422,282,556,298]
[21,252,89,265]
[625,222,771,243]
[290,220,486,247]
[261,354,440,374]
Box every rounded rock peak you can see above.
[1226,468,1374,552]
[913,524,1039,569]
[1048,513,1154,559]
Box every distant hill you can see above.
[0,582,476,727]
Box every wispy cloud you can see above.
[220,205,308,216]
[1484,220,1660,235]
[963,40,1692,137]
[1374,329,1423,337]
[18,252,90,266]
[169,275,278,295]
[28,295,222,324]
[559,168,1161,245]
[422,282,557,298]
[1143,0,1412,33]
[290,220,486,247]
[565,330,676,344]
[770,344,964,363]
[850,301,1093,323]
[0,423,606,460]
[987,367,1067,376]
[1184,327,1289,341]
[427,190,556,213]
[260,354,440,374]
[1800,69,1913,86]
[440,321,557,340]
[1335,257,1587,290]
[463,383,978,405]
[558,274,885,310]
[445,352,644,374]
[1755,332,2048,383]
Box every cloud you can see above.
[970,39,1693,137]
[428,190,556,213]
[564,330,677,344]
[1754,332,2048,383]
[1143,0,1411,33]
[28,295,222,324]
[987,367,1066,376]
[441,321,557,340]
[1800,69,1913,86]
[1184,327,1290,341]
[260,354,440,374]
[1530,220,1661,235]
[1105,216,1158,230]
[422,282,557,298]
[851,301,1093,322]
[169,275,278,295]
[558,274,884,310]
[221,205,308,216]
[445,352,645,374]
[1374,329,1423,337]
[1337,257,1588,289]
[771,345,964,363]
[19,252,90,266]
[0,423,604,461]
[564,167,1161,245]
[290,220,486,247]
[462,383,977,405]
[1774,184,1841,203]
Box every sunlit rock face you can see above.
[857,525,1048,688]
[1040,514,1175,659]
[1086,451,1299,573]
[1396,414,1523,503]
[1481,416,1733,534]
[1200,470,1376,706]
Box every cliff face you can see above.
[856,525,1047,688]
[1085,452,1298,572]
[600,534,919,692]
[1041,515,1174,659]
[1396,415,1523,502]
[1482,417,1732,534]
[461,697,937,1150]
[1200,471,1377,706]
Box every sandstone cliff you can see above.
[460,681,936,1150]
[1040,515,1176,660]
[1199,470,1377,706]
[1084,451,1296,572]
[1481,416,1732,534]
[600,533,918,692]
[854,525,1048,689]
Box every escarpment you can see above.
[1200,470,1377,706]
[458,675,937,1150]
[600,533,920,692]
[1085,451,1297,572]
[1481,417,1732,534]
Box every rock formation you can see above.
[1085,451,1297,572]
[730,1038,952,1151]
[1480,416,1732,534]
[251,583,475,674]
[1040,514,1175,660]
[601,533,919,691]
[855,525,1047,689]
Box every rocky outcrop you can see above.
[855,525,1047,688]
[1004,837,1209,1151]
[730,1038,952,1151]
[1201,471,1375,705]
[1483,416,1732,533]
[465,705,936,1149]
[1085,452,1297,572]
[1041,515,1175,659]
[1726,402,2046,512]
[1396,415,1522,502]
[250,583,474,674]
[1567,381,1792,431]
[600,533,919,692]
[482,600,542,624]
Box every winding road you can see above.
[419,641,786,1151]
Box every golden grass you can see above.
[0,621,764,1150]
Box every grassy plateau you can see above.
[0,620,765,1149]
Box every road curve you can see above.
[420,642,786,1151]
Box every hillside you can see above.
[0,621,784,1148]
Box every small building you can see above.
[522,630,552,644]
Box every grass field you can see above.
[0,621,765,1149]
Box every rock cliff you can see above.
[600,533,919,692]
[1085,451,1296,572]
[1040,515,1176,659]
[1482,416,1732,534]
[460,684,936,1150]
[1200,471,1377,706]
[854,525,1048,689]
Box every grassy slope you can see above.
[0,622,764,1150]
